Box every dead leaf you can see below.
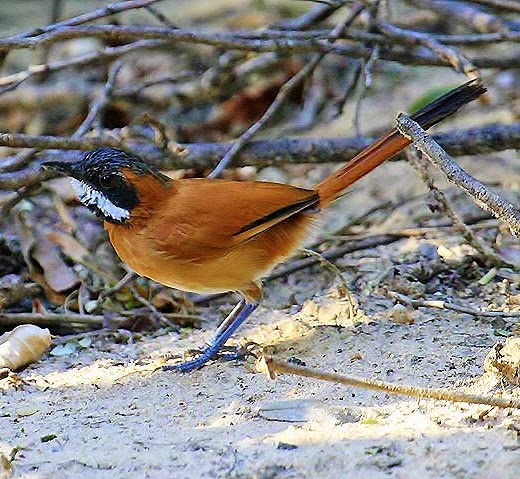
[16,210,79,304]
[46,231,89,263]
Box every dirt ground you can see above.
[1,154,519,479]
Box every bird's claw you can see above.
[161,342,261,372]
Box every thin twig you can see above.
[302,248,358,320]
[395,113,520,238]
[4,0,162,43]
[0,25,518,69]
[73,60,124,138]
[388,290,520,319]
[408,0,512,34]
[378,21,479,77]
[258,355,520,409]
[0,40,167,91]
[468,0,520,14]
[0,311,202,329]
[405,149,507,267]
[129,285,175,328]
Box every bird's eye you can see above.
[99,173,118,188]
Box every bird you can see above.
[44,79,486,372]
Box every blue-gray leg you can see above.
[163,300,259,372]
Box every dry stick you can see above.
[388,291,520,319]
[0,40,166,91]
[4,0,162,42]
[1,123,520,188]
[353,45,379,137]
[0,312,107,328]
[277,2,345,30]
[469,0,520,14]
[395,113,520,238]
[351,1,379,137]
[1,24,518,69]
[377,22,479,77]
[144,4,177,27]
[302,248,358,320]
[208,2,366,178]
[259,356,520,409]
[405,149,508,268]
[408,0,512,34]
[0,312,201,329]
[129,285,174,328]
[73,59,124,138]
[6,122,520,168]
[256,28,520,45]
[39,0,64,67]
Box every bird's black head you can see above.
[44,148,168,224]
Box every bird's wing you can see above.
[156,178,318,254]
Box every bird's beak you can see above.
[42,160,81,178]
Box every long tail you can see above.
[316,79,486,207]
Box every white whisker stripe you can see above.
[71,178,130,222]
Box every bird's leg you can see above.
[163,299,259,372]
[208,299,245,345]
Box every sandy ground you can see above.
[1,156,519,479]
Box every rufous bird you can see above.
[44,79,485,372]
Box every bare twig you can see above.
[0,25,518,69]
[73,60,124,138]
[395,114,520,238]
[4,0,162,43]
[408,0,513,33]
[388,290,520,319]
[302,248,358,320]
[258,355,520,409]
[353,45,379,136]
[1,122,519,172]
[129,285,175,328]
[0,40,166,91]
[468,0,520,14]
[405,149,508,267]
[0,311,202,329]
[243,27,520,45]
[377,22,479,77]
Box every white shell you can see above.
[0,324,52,370]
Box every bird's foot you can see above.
[162,343,259,373]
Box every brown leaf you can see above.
[46,231,89,263]
[16,211,79,304]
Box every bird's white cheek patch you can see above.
[70,178,130,222]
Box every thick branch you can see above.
[0,123,518,174]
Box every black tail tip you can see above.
[411,78,486,129]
